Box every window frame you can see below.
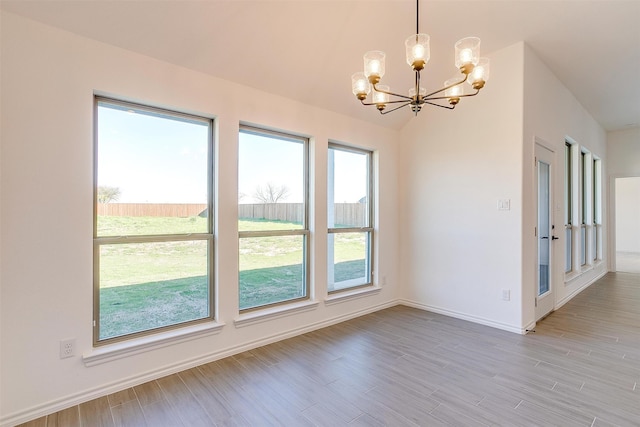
[579,150,587,266]
[93,96,215,346]
[564,141,573,273]
[327,143,374,293]
[592,157,601,262]
[237,125,310,312]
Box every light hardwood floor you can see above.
[18,272,640,426]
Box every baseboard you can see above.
[398,299,529,334]
[1,299,400,427]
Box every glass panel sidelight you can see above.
[538,160,550,296]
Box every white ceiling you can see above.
[2,0,639,131]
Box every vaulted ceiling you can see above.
[2,0,638,131]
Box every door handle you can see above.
[552,236,559,240]
[541,237,549,239]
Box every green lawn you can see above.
[98,216,367,339]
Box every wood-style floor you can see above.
[18,272,640,426]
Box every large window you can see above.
[328,144,373,292]
[566,141,602,277]
[238,126,309,311]
[94,97,214,344]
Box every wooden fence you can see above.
[238,203,304,223]
[97,203,207,217]
[98,203,366,226]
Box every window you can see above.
[328,144,373,292]
[238,126,309,311]
[564,142,573,273]
[580,150,587,266]
[94,97,214,344]
[593,158,601,261]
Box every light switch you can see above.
[497,199,511,211]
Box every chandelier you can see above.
[351,0,490,115]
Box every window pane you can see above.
[581,226,587,266]
[329,231,371,291]
[238,130,305,231]
[565,227,572,273]
[239,235,306,310]
[328,147,369,228]
[565,142,572,225]
[581,152,587,224]
[96,102,210,236]
[98,240,210,340]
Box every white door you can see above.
[536,144,556,320]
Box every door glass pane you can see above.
[538,161,550,296]
[99,240,210,340]
[239,235,306,310]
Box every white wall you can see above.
[398,42,525,333]
[608,128,640,176]
[615,177,640,253]
[399,41,608,335]
[522,44,607,325]
[0,12,401,425]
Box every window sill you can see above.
[83,321,225,367]
[234,300,319,328]
[325,286,381,305]
[565,262,602,285]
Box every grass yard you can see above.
[98,216,367,339]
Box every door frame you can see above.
[609,174,640,272]
[534,141,556,321]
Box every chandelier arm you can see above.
[373,83,412,101]
[422,73,469,99]
[360,99,412,107]
[380,102,412,115]
[421,100,455,110]
[424,89,481,102]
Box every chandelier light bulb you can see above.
[351,72,371,100]
[455,37,480,73]
[460,49,473,64]
[405,34,430,70]
[373,85,390,109]
[444,78,464,105]
[364,51,386,83]
[469,57,490,89]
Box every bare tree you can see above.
[253,183,290,203]
[97,186,121,203]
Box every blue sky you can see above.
[98,104,367,204]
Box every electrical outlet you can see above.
[60,339,76,359]
[502,289,511,301]
[382,275,387,286]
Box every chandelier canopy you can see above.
[351,0,490,116]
